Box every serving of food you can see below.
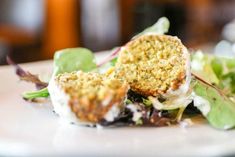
[10,17,235,130]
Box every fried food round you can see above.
[115,35,189,97]
[51,71,129,123]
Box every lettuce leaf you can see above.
[211,57,235,95]
[193,77,235,129]
[192,51,235,97]
[53,48,97,76]
[191,51,219,85]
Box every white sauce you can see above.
[149,92,193,110]
[104,104,120,122]
[126,104,142,122]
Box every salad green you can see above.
[192,51,235,98]
[23,88,49,100]
[53,48,97,76]
[191,50,235,129]
[193,77,235,129]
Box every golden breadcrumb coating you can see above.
[115,35,187,96]
[54,71,129,123]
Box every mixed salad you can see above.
[9,17,235,129]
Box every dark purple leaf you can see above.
[6,56,48,90]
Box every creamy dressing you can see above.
[126,104,142,122]
[149,90,193,110]
[104,104,120,122]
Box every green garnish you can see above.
[125,99,133,105]
[142,98,152,107]
[23,88,49,100]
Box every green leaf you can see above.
[193,78,235,129]
[191,51,219,84]
[211,57,223,78]
[110,57,118,66]
[125,99,133,105]
[211,57,235,78]
[23,88,49,100]
[134,17,170,38]
[142,98,152,107]
[53,47,97,76]
[211,56,235,95]
[221,72,235,94]
[225,58,235,69]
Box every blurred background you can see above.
[0,0,235,65]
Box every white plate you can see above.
[0,52,235,157]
